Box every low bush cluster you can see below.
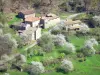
[60,59,74,73]
[81,38,98,56]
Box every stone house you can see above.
[21,27,41,40]
[65,19,82,31]
[18,16,41,41]
[40,13,60,29]
[25,17,40,27]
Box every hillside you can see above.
[0,0,100,75]
[0,0,100,14]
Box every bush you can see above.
[27,46,45,57]
[16,54,27,64]
[20,34,31,45]
[79,23,90,33]
[58,53,65,59]
[0,28,3,35]
[38,33,54,52]
[50,20,66,35]
[60,59,74,73]
[82,38,98,56]
[28,61,45,75]
[59,42,76,54]
[65,42,76,54]
[51,26,62,35]
[52,34,66,46]
[91,16,100,27]
[0,33,18,57]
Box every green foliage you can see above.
[38,33,54,52]
[0,12,7,24]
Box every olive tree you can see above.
[28,61,45,75]
[38,32,54,52]
[60,59,74,73]
[65,42,76,54]
[52,34,66,46]
[80,23,90,33]
[82,38,98,56]
[0,33,18,57]
[92,16,100,27]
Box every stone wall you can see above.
[32,20,40,27]
[36,28,41,40]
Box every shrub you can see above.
[52,34,66,46]
[20,34,31,45]
[51,26,62,35]
[65,42,76,54]
[85,38,98,48]
[50,20,66,35]
[60,59,74,73]
[82,38,98,56]
[16,54,27,64]
[58,53,65,59]
[79,23,90,33]
[0,28,3,35]
[0,33,18,57]
[38,33,54,52]
[91,16,100,27]
[28,61,45,75]
[59,42,76,54]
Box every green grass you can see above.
[8,70,29,75]
[59,12,74,19]
[8,16,21,25]
[0,70,29,75]
[41,54,100,75]
[68,35,86,50]
[27,47,62,63]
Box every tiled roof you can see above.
[25,17,40,22]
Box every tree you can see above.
[65,42,76,54]
[28,61,45,75]
[51,26,62,35]
[91,16,100,27]
[0,0,5,12]
[38,33,54,52]
[60,59,74,73]
[79,23,90,33]
[20,34,32,45]
[33,0,66,14]
[52,34,66,46]
[82,38,98,56]
[0,33,18,57]
[0,13,7,24]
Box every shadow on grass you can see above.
[56,68,69,74]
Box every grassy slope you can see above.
[41,54,100,75]
[40,35,100,75]
[2,12,100,75]
[59,12,74,19]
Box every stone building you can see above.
[65,19,82,31]
[40,13,60,29]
